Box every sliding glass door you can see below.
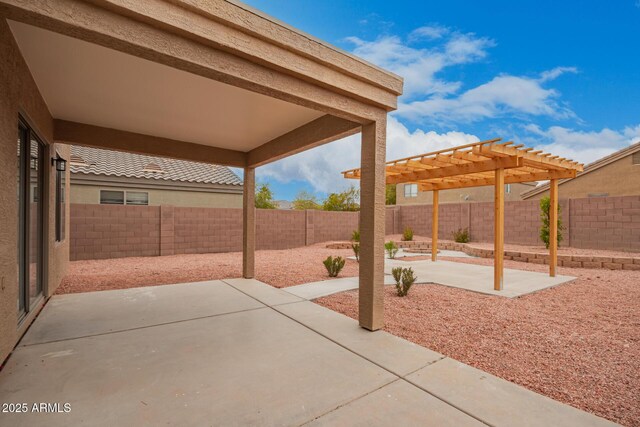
[17,119,45,320]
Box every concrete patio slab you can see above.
[406,357,617,427]
[386,259,575,298]
[1,306,395,427]
[20,281,263,345]
[274,300,443,377]
[0,280,616,426]
[284,276,396,300]
[222,277,304,306]
[308,379,485,426]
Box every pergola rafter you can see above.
[343,138,584,291]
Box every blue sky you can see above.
[241,0,640,201]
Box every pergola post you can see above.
[432,190,439,262]
[494,168,505,290]
[243,166,256,279]
[359,118,386,331]
[549,179,559,277]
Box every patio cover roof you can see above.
[343,139,584,190]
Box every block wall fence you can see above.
[70,195,640,260]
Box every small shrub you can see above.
[385,241,399,259]
[351,229,360,242]
[352,242,360,262]
[392,267,417,297]
[402,226,414,241]
[323,256,346,277]
[539,196,563,249]
[452,228,470,243]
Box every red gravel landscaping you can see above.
[58,243,639,425]
[57,243,358,294]
[316,257,640,426]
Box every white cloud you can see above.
[539,66,578,83]
[345,28,494,98]
[257,116,479,194]
[399,69,576,125]
[408,25,449,41]
[523,124,640,164]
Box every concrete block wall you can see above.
[70,195,640,260]
[70,204,161,260]
[569,196,640,252]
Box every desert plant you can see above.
[452,228,470,243]
[539,196,563,249]
[385,241,399,259]
[351,242,360,262]
[323,256,346,277]
[402,226,414,241]
[351,229,360,242]
[391,267,417,297]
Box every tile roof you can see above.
[70,145,242,186]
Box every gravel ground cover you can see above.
[59,241,638,425]
[316,257,640,426]
[57,243,358,294]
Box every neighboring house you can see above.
[70,146,243,208]
[522,141,640,200]
[396,182,536,205]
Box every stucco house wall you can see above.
[0,20,70,363]
[524,155,640,200]
[396,182,535,205]
[70,183,242,208]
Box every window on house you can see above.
[505,184,511,194]
[100,190,124,205]
[126,191,149,205]
[633,151,640,165]
[404,183,418,198]
[100,190,149,205]
[55,156,66,242]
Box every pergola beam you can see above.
[417,169,578,191]
[386,156,523,184]
[247,115,360,167]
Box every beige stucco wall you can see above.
[70,183,242,208]
[525,155,640,200]
[396,182,534,205]
[0,20,69,363]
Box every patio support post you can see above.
[494,168,505,290]
[432,190,439,262]
[359,117,387,331]
[549,179,559,277]
[243,166,256,279]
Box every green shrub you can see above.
[402,226,414,241]
[385,241,399,259]
[391,267,417,297]
[351,242,360,262]
[351,229,360,242]
[323,256,346,277]
[539,196,563,249]
[452,228,470,243]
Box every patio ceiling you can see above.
[9,21,324,153]
[342,139,584,190]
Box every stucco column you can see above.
[359,117,386,331]
[243,167,256,278]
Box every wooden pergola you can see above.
[343,139,584,290]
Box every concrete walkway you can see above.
[386,259,575,298]
[286,258,575,300]
[0,280,614,426]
